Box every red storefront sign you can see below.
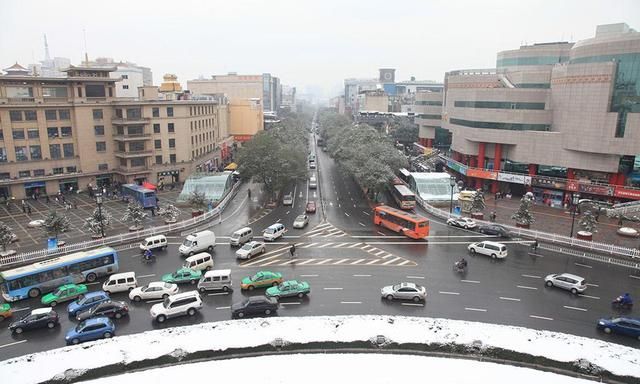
[614,186,640,200]
[566,180,579,191]
[233,135,253,142]
[466,168,497,180]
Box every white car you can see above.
[467,241,508,259]
[27,219,45,228]
[293,214,309,229]
[446,217,477,229]
[235,241,266,260]
[381,282,427,302]
[150,291,203,323]
[129,282,179,302]
[544,273,587,294]
[283,193,293,206]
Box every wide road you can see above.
[1,130,638,360]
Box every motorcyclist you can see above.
[143,249,153,261]
[615,293,633,306]
[456,258,467,270]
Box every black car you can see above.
[9,308,59,334]
[231,296,279,318]
[76,300,129,321]
[477,224,511,238]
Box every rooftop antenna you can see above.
[44,34,51,61]
[83,28,89,65]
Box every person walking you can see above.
[289,244,296,258]
[27,205,32,214]
[21,199,26,213]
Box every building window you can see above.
[96,142,106,152]
[53,167,63,175]
[126,108,142,119]
[18,170,31,178]
[24,110,37,121]
[58,109,70,120]
[152,108,159,117]
[98,163,108,171]
[131,158,146,167]
[27,129,39,139]
[0,148,6,162]
[119,158,127,167]
[0,130,3,140]
[9,111,22,121]
[108,87,113,97]
[170,154,176,163]
[169,138,175,148]
[155,155,163,165]
[14,146,28,161]
[93,109,104,120]
[77,87,82,98]
[454,101,545,110]
[49,144,61,159]
[12,130,25,140]
[63,143,74,158]
[47,127,59,138]
[128,142,144,152]
[168,123,175,133]
[122,75,128,79]
[29,145,42,160]
[45,110,57,120]
[33,169,45,177]
[61,127,72,137]
[117,142,126,152]
[116,126,124,135]
[449,118,551,131]
[154,139,162,149]
[122,85,129,90]
[66,166,77,173]
[85,85,106,97]
[153,123,160,133]
[167,107,174,117]
[417,114,442,120]
[415,100,443,106]
[115,109,123,118]
[94,126,105,135]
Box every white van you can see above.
[309,175,317,189]
[139,235,168,252]
[183,252,214,271]
[179,230,216,256]
[263,223,285,242]
[230,227,253,247]
[103,272,137,294]
[198,269,232,292]
[467,241,508,259]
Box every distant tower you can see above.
[44,34,51,61]
[379,68,396,84]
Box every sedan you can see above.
[27,219,45,228]
[9,308,59,334]
[477,224,511,238]
[305,201,316,213]
[597,317,640,340]
[381,282,427,302]
[65,317,115,345]
[129,282,179,302]
[293,214,309,229]
[231,296,279,318]
[544,273,587,294]
[240,271,283,290]
[67,291,110,317]
[446,217,477,229]
[235,241,266,260]
[266,280,310,299]
[76,301,129,321]
[162,268,202,285]
[0,303,13,321]
[283,193,293,206]
[41,283,88,307]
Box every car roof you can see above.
[399,282,417,289]
[108,271,136,279]
[82,316,112,326]
[84,291,108,298]
[204,269,231,277]
[612,317,640,323]
[559,273,584,280]
[295,215,307,219]
[32,308,54,315]
[148,281,168,288]
[248,295,269,302]
[168,291,200,301]
[480,241,506,246]
[267,223,283,229]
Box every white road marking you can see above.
[350,259,366,265]
[347,242,363,248]
[207,292,230,296]
[398,260,413,266]
[317,259,333,265]
[499,297,521,302]
[563,305,588,312]
[585,283,599,287]
[630,275,640,280]
[12,306,31,312]
[301,243,318,248]
[137,274,155,279]
[401,303,424,307]
[300,274,319,277]
[574,262,592,269]
[285,211,290,215]
[297,259,316,265]
[317,243,335,248]
[517,285,538,290]
[340,301,362,304]
[362,211,370,216]
[382,257,402,265]
[439,291,460,295]
[334,258,350,265]
[465,307,487,312]
[461,279,480,284]
[359,222,366,227]
[365,259,379,265]
[276,219,282,223]
[215,306,231,310]
[344,212,350,217]
[86,282,101,286]
[323,287,343,290]
[578,294,600,300]
[521,274,541,279]
[260,259,283,266]
[280,302,301,306]
[377,231,386,236]
[529,315,553,321]
[353,274,371,277]
[361,245,373,250]
[332,242,350,248]
[372,250,386,256]
[241,252,284,266]
[406,276,424,279]
[0,340,27,349]
[381,253,394,259]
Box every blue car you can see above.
[597,317,640,340]
[65,317,115,345]
[67,291,110,317]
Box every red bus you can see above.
[373,205,429,239]
[390,184,416,210]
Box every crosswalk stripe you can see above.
[372,250,386,256]
[398,260,412,266]
[308,233,322,238]
[347,242,363,248]
[334,258,350,264]
[301,243,318,248]
[261,259,282,266]
[382,257,402,265]
[317,259,333,265]
[297,259,316,265]
[280,259,297,265]
[361,245,373,250]
[317,243,334,248]
[332,242,350,248]
[241,253,283,266]
[350,259,366,265]
[381,253,394,259]
[365,259,379,265]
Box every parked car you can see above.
[27,219,45,228]
[231,296,279,318]
[65,317,115,345]
[283,193,293,206]
[306,201,317,213]
[240,271,283,290]
[266,280,310,299]
[41,283,88,307]
[597,317,640,340]
[381,282,427,302]
[467,241,508,259]
[544,273,587,294]
[446,217,477,229]
[150,291,203,323]
[262,223,285,242]
[76,300,129,321]
[477,224,511,238]
[293,214,309,229]
[0,303,12,321]
[162,268,202,285]
[67,291,111,317]
[235,241,266,260]
[129,282,179,302]
[9,308,59,334]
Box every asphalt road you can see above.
[1,130,639,360]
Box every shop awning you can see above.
[224,162,238,171]
[142,182,157,190]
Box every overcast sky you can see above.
[1,0,639,100]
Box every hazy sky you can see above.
[1,0,639,100]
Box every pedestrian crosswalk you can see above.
[305,222,347,238]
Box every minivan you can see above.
[263,223,285,242]
[139,235,168,252]
[467,241,508,259]
[230,227,253,247]
[183,252,214,271]
[309,175,317,189]
[198,269,232,292]
[102,272,137,294]
[179,230,216,256]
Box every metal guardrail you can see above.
[415,194,640,261]
[0,182,242,268]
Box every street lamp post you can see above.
[449,176,456,214]
[569,193,581,238]
[95,193,105,238]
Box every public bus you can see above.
[390,184,416,210]
[373,205,429,239]
[0,247,119,302]
[122,184,157,208]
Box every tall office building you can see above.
[188,73,282,112]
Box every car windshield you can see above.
[182,240,193,247]
[265,228,275,234]
[75,320,87,332]
[241,244,252,251]
[392,284,401,291]
[163,283,173,289]
[53,288,64,296]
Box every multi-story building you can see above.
[357,89,389,112]
[90,58,153,98]
[414,91,445,148]
[344,77,378,113]
[27,35,71,78]
[440,23,640,204]
[281,85,297,112]
[0,65,230,199]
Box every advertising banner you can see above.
[613,186,640,199]
[497,173,531,185]
[566,180,579,191]
[467,168,497,180]
[531,177,566,190]
[578,183,614,196]
[446,160,467,176]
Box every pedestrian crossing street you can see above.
[304,222,347,238]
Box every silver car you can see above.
[283,193,293,206]
[446,217,477,229]
[293,214,309,229]
[381,282,427,302]
[235,241,266,260]
[544,273,587,294]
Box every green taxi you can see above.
[0,303,12,321]
[41,283,89,307]
[240,271,283,290]
[162,268,202,284]
[266,280,310,299]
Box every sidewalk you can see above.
[481,196,640,249]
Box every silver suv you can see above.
[150,291,203,323]
[544,273,587,294]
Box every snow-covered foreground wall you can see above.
[1,316,639,384]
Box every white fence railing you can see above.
[0,182,242,268]
[415,195,640,261]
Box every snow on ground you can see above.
[1,315,639,384]
[80,354,596,384]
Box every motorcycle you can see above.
[612,297,633,309]
[453,261,467,273]
[142,251,156,264]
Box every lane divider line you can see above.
[401,303,424,307]
[353,274,371,277]
[563,305,588,312]
[407,276,424,279]
[340,301,361,304]
[461,279,480,284]
[521,274,541,279]
[517,285,538,290]
[499,297,521,302]
[323,287,343,290]
[530,315,554,321]
[215,306,231,310]
[0,340,27,349]
[438,291,460,295]
[578,294,600,300]
[465,307,487,312]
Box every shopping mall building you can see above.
[419,23,640,206]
